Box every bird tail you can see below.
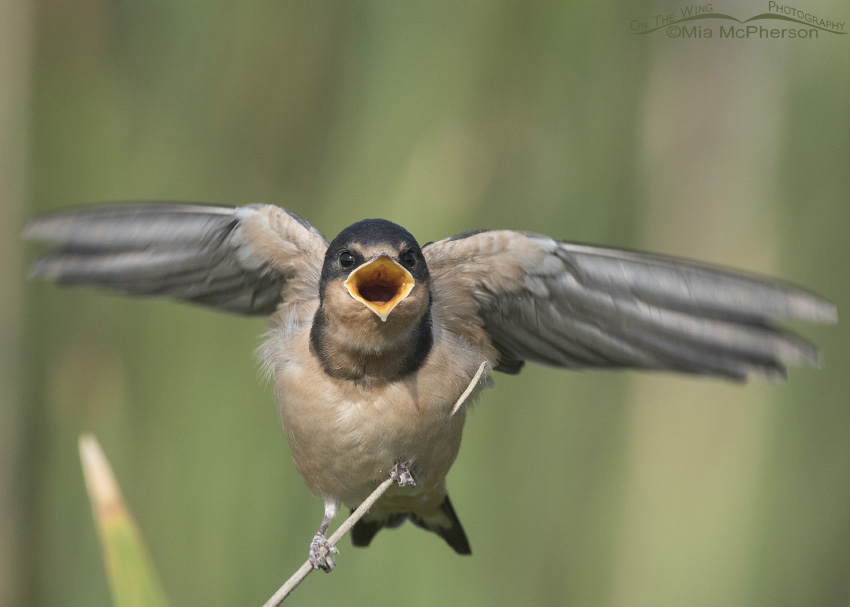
[350,494,472,555]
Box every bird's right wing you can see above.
[424,230,836,381]
[24,202,328,315]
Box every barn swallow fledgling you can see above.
[25,203,837,571]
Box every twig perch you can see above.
[262,359,489,606]
[451,360,488,416]
[262,477,395,605]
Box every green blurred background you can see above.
[3,1,849,605]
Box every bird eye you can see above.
[401,250,417,269]
[339,251,355,268]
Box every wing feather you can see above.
[24,202,328,315]
[425,231,836,381]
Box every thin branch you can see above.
[263,477,395,606]
[451,360,488,416]
[263,361,488,605]
[325,478,395,547]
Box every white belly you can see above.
[273,322,487,506]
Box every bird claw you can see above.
[309,533,338,572]
[391,461,416,487]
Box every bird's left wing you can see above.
[25,203,328,315]
[424,230,836,381]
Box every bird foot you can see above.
[309,533,338,572]
[391,461,416,487]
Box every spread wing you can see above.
[424,230,836,381]
[24,202,328,315]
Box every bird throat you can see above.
[309,306,433,383]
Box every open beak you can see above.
[344,254,415,322]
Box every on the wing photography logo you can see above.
[631,2,846,39]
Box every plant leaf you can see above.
[79,434,170,607]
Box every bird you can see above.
[24,202,837,571]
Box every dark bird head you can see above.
[319,219,430,323]
[313,220,433,375]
